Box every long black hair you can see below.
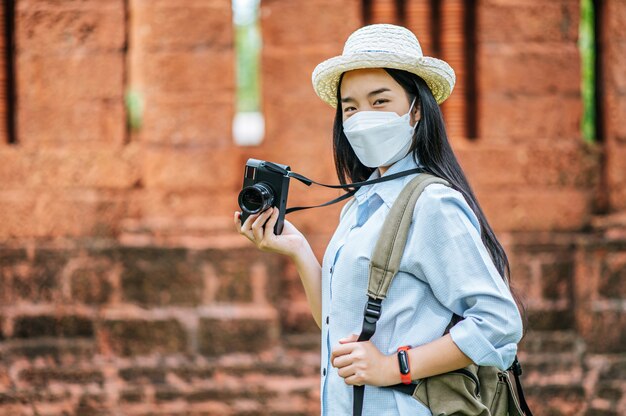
[332,68,524,318]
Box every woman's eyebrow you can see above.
[341,87,391,103]
[341,87,392,104]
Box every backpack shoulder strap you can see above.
[352,172,450,416]
[367,173,450,300]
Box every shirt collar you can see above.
[354,152,422,208]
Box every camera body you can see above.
[238,159,291,235]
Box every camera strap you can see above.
[261,162,425,214]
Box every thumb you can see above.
[339,334,359,344]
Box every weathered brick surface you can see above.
[15,0,126,146]
[604,0,626,212]
[198,308,279,356]
[0,4,7,144]
[13,315,94,339]
[16,0,125,54]
[101,318,188,356]
[479,0,579,43]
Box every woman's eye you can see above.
[344,106,356,113]
[373,99,388,105]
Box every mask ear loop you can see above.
[408,97,419,129]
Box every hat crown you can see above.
[342,24,423,58]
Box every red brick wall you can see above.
[603,0,626,212]
[0,0,625,415]
[0,1,6,143]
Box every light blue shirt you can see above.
[319,153,523,415]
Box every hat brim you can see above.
[312,52,456,107]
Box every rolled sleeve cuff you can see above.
[449,318,518,371]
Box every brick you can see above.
[0,248,68,304]
[518,330,580,354]
[607,0,626,40]
[135,94,233,146]
[0,190,128,239]
[76,392,108,415]
[525,384,586,415]
[118,247,202,306]
[101,318,188,356]
[17,53,123,103]
[595,382,622,401]
[139,49,235,95]
[133,0,232,52]
[3,338,96,361]
[119,366,166,383]
[606,141,626,212]
[457,141,598,190]
[16,2,125,55]
[126,190,237,223]
[262,48,343,102]
[477,188,592,232]
[598,252,626,300]
[579,309,626,354]
[606,41,626,93]
[527,307,575,330]
[13,315,94,338]
[600,357,626,380]
[69,259,116,305]
[142,146,240,191]
[479,0,579,43]
[19,368,104,388]
[478,43,580,95]
[0,147,141,189]
[119,387,145,403]
[198,310,279,356]
[605,92,626,141]
[541,261,574,300]
[17,99,126,145]
[197,248,285,304]
[261,0,361,47]
[477,94,582,141]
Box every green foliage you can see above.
[579,0,596,143]
[125,90,144,131]
[234,0,262,113]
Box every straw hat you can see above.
[312,24,456,108]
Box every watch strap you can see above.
[397,346,412,385]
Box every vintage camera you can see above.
[238,159,291,235]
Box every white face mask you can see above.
[343,98,418,169]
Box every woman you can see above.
[234,24,523,415]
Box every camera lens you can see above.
[238,183,275,214]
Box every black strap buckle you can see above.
[509,357,523,376]
[363,297,383,324]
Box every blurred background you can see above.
[0,0,624,415]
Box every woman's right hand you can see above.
[234,207,307,259]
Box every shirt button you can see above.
[330,266,333,274]
[326,316,329,325]
[322,368,327,376]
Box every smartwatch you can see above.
[397,345,412,385]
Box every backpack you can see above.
[343,173,533,416]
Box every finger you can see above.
[241,212,260,232]
[337,363,357,379]
[344,372,364,386]
[332,353,353,369]
[339,334,359,344]
[234,211,244,229]
[262,207,279,238]
[251,209,273,241]
[330,343,355,363]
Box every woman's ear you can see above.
[412,101,421,124]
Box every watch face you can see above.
[398,350,410,375]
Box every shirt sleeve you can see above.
[405,183,523,370]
